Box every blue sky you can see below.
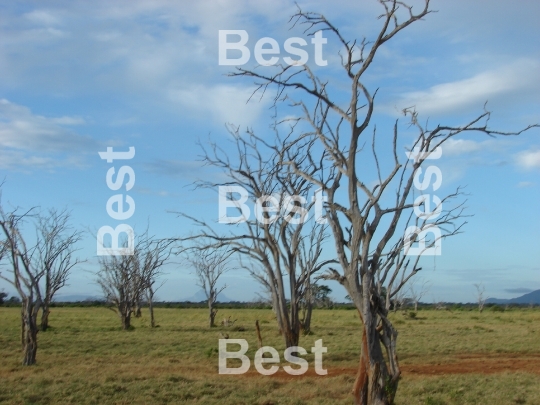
[0,0,538,303]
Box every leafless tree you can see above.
[392,288,408,313]
[140,238,171,328]
[178,127,334,347]
[474,282,487,313]
[36,209,83,331]
[408,278,432,311]
[229,2,537,403]
[97,233,171,330]
[0,204,43,365]
[185,245,231,327]
[145,277,166,328]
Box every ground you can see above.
[0,307,539,404]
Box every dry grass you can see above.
[0,306,539,404]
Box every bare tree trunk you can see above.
[134,302,142,318]
[120,302,132,330]
[121,313,131,330]
[301,299,313,335]
[148,299,155,328]
[353,325,390,405]
[280,307,299,348]
[255,320,263,349]
[20,305,25,347]
[21,299,39,366]
[414,301,418,312]
[40,306,50,331]
[208,301,217,327]
[272,292,300,347]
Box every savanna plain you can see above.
[1,307,539,405]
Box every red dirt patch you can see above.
[226,353,540,380]
[403,353,540,376]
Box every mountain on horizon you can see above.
[182,289,234,303]
[53,294,103,302]
[486,289,540,305]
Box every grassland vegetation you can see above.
[0,306,539,404]
[229,1,539,402]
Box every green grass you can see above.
[0,307,539,404]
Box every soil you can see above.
[402,352,540,376]
[235,352,540,380]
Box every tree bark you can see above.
[301,299,313,335]
[273,295,299,347]
[40,306,50,331]
[255,320,263,349]
[208,303,217,327]
[21,299,39,366]
[121,311,131,330]
[352,307,399,405]
[149,299,155,328]
[134,303,142,318]
[20,305,25,347]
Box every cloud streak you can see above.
[0,99,98,169]
[388,59,540,116]
[515,149,540,170]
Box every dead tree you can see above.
[36,209,83,331]
[229,2,538,403]
[408,278,431,311]
[139,237,171,328]
[97,233,171,330]
[97,253,140,330]
[474,283,487,313]
[185,245,230,328]
[255,320,263,348]
[0,204,43,365]
[146,278,165,328]
[178,128,334,347]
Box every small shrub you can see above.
[205,347,218,358]
[425,396,446,405]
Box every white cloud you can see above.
[515,149,540,170]
[24,10,62,26]
[52,116,86,125]
[516,181,534,188]
[167,84,269,127]
[390,59,540,116]
[438,138,510,158]
[0,99,97,169]
[443,139,483,156]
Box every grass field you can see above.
[0,307,539,404]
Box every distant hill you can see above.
[53,294,103,302]
[486,289,540,304]
[183,289,234,303]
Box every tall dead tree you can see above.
[36,209,83,331]
[139,237,171,328]
[408,278,431,311]
[97,233,171,330]
[0,204,43,365]
[179,127,334,347]
[230,2,538,403]
[185,245,230,327]
[474,282,487,313]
